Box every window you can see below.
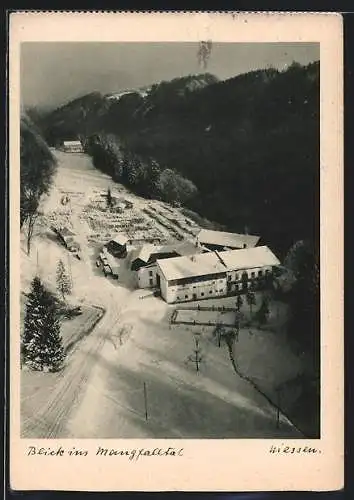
[185,295,188,299]
[258,270,263,277]
[227,275,231,281]
[201,292,204,297]
[149,279,153,286]
[220,289,223,293]
[149,270,153,276]
[235,274,239,280]
[177,296,180,300]
[251,272,255,278]
[265,269,271,275]
[209,290,212,294]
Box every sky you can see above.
[21,42,319,110]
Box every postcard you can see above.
[9,11,343,491]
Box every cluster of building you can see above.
[59,141,280,302]
[126,228,280,304]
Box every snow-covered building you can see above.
[196,229,260,252]
[133,241,205,289]
[105,234,128,258]
[62,140,83,153]
[156,246,280,304]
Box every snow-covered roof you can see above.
[133,244,157,263]
[197,229,260,249]
[157,252,227,281]
[157,246,279,282]
[63,140,82,146]
[167,240,203,257]
[215,246,280,270]
[132,240,203,265]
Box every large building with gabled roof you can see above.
[133,240,205,289]
[156,245,280,304]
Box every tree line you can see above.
[83,134,198,207]
[38,63,319,259]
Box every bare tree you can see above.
[186,333,204,372]
[197,41,213,69]
[24,197,41,256]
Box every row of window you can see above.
[168,273,227,287]
[175,289,224,301]
[227,269,271,281]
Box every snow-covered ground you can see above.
[21,150,303,439]
[66,294,302,438]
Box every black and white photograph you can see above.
[18,39,322,441]
[9,11,344,493]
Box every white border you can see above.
[9,12,344,492]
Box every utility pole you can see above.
[143,382,148,421]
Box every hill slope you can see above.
[38,65,319,257]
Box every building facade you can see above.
[159,272,227,303]
[137,263,159,288]
[62,141,84,153]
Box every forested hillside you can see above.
[37,63,319,258]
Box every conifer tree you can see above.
[106,186,113,208]
[56,259,72,300]
[22,276,65,371]
[246,289,256,318]
[256,296,270,326]
[236,295,243,312]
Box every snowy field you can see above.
[66,294,302,438]
[20,150,309,438]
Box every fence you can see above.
[170,307,241,328]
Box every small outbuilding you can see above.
[105,234,128,258]
[62,140,84,153]
[196,229,261,252]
